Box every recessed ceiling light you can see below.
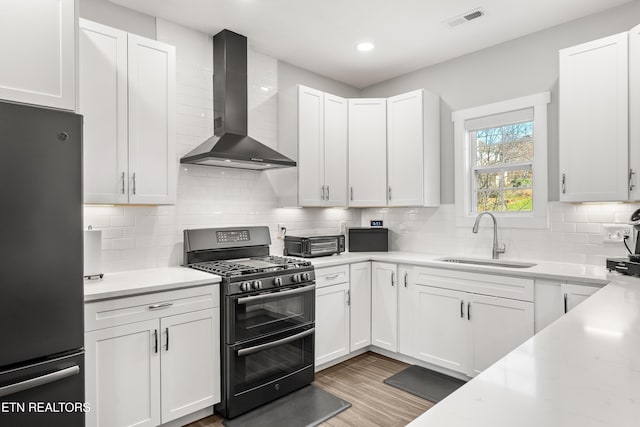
[357,42,375,52]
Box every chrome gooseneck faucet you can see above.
[472,211,506,259]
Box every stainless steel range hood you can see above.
[180,29,295,170]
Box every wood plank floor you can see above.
[186,352,433,427]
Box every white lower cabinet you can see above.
[412,285,470,373]
[562,282,600,313]
[410,269,534,377]
[84,286,220,427]
[315,282,350,366]
[469,294,533,376]
[371,262,398,352]
[160,310,220,423]
[349,262,371,351]
[314,263,372,367]
[85,320,160,427]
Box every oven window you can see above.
[234,288,313,341]
[232,328,313,395]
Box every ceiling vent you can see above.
[445,8,485,27]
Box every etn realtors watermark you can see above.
[1,401,90,413]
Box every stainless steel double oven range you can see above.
[183,226,315,418]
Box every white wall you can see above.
[79,0,156,39]
[83,18,360,273]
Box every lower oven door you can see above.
[224,325,315,418]
[226,283,315,343]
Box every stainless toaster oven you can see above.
[283,234,345,258]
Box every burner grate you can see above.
[190,256,311,277]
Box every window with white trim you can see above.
[453,92,550,228]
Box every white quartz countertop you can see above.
[408,272,640,427]
[84,267,220,302]
[307,251,609,284]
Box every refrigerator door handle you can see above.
[0,365,80,398]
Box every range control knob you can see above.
[252,280,263,290]
[292,274,302,283]
[273,277,283,287]
[302,272,311,281]
[240,281,251,292]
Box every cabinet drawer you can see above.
[85,285,219,332]
[414,267,533,302]
[315,265,350,288]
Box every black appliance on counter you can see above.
[0,102,85,426]
[283,233,345,258]
[607,208,640,277]
[348,227,389,252]
[183,226,315,418]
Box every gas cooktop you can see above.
[190,256,312,277]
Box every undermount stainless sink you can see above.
[436,257,537,269]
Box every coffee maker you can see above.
[606,208,640,276]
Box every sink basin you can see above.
[436,257,537,268]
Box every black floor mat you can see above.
[223,385,351,427]
[383,365,467,403]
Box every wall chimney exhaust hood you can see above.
[180,29,295,170]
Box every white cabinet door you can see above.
[323,93,348,206]
[160,308,220,423]
[371,262,398,351]
[0,0,76,110]
[629,24,640,200]
[85,320,160,427]
[128,34,177,205]
[315,283,350,366]
[468,294,533,377]
[387,90,424,206]
[298,86,324,206]
[559,32,629,202]
[412,285,470,374]
[350,262,371,351]
[79,19,129,204]
[561,283,600,313]
[348,99,387,207]
[534,279,564,333]
[397,265,415,357]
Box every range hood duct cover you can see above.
[180,29,295,170]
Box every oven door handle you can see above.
[236,284,316,305]
[237,328,315,357]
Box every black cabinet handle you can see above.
[563,293,568,314]
[467,302,471,320]
[154,329,158,353]
[165,328,169,351]
[460,300,464,318]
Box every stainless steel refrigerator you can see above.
[0,101,84,426]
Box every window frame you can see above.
[452,92,551,229]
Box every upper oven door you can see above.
[226,283,315,343]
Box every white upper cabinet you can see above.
[80,20,177,205]
[323,93,348,206]
[127,34,177,205]
[79,20,129,204]
[298,86,325,206]
[0,0,76,110]
[559,32,629,202]
[630,24,640,200]
[348,99,388,207]
[387,89,440,207]
[297,86,348,207]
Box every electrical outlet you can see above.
[602,224,632,244]
[277,223,287,239]
[339,221,346,234]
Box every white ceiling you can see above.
[110,0,632,88]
